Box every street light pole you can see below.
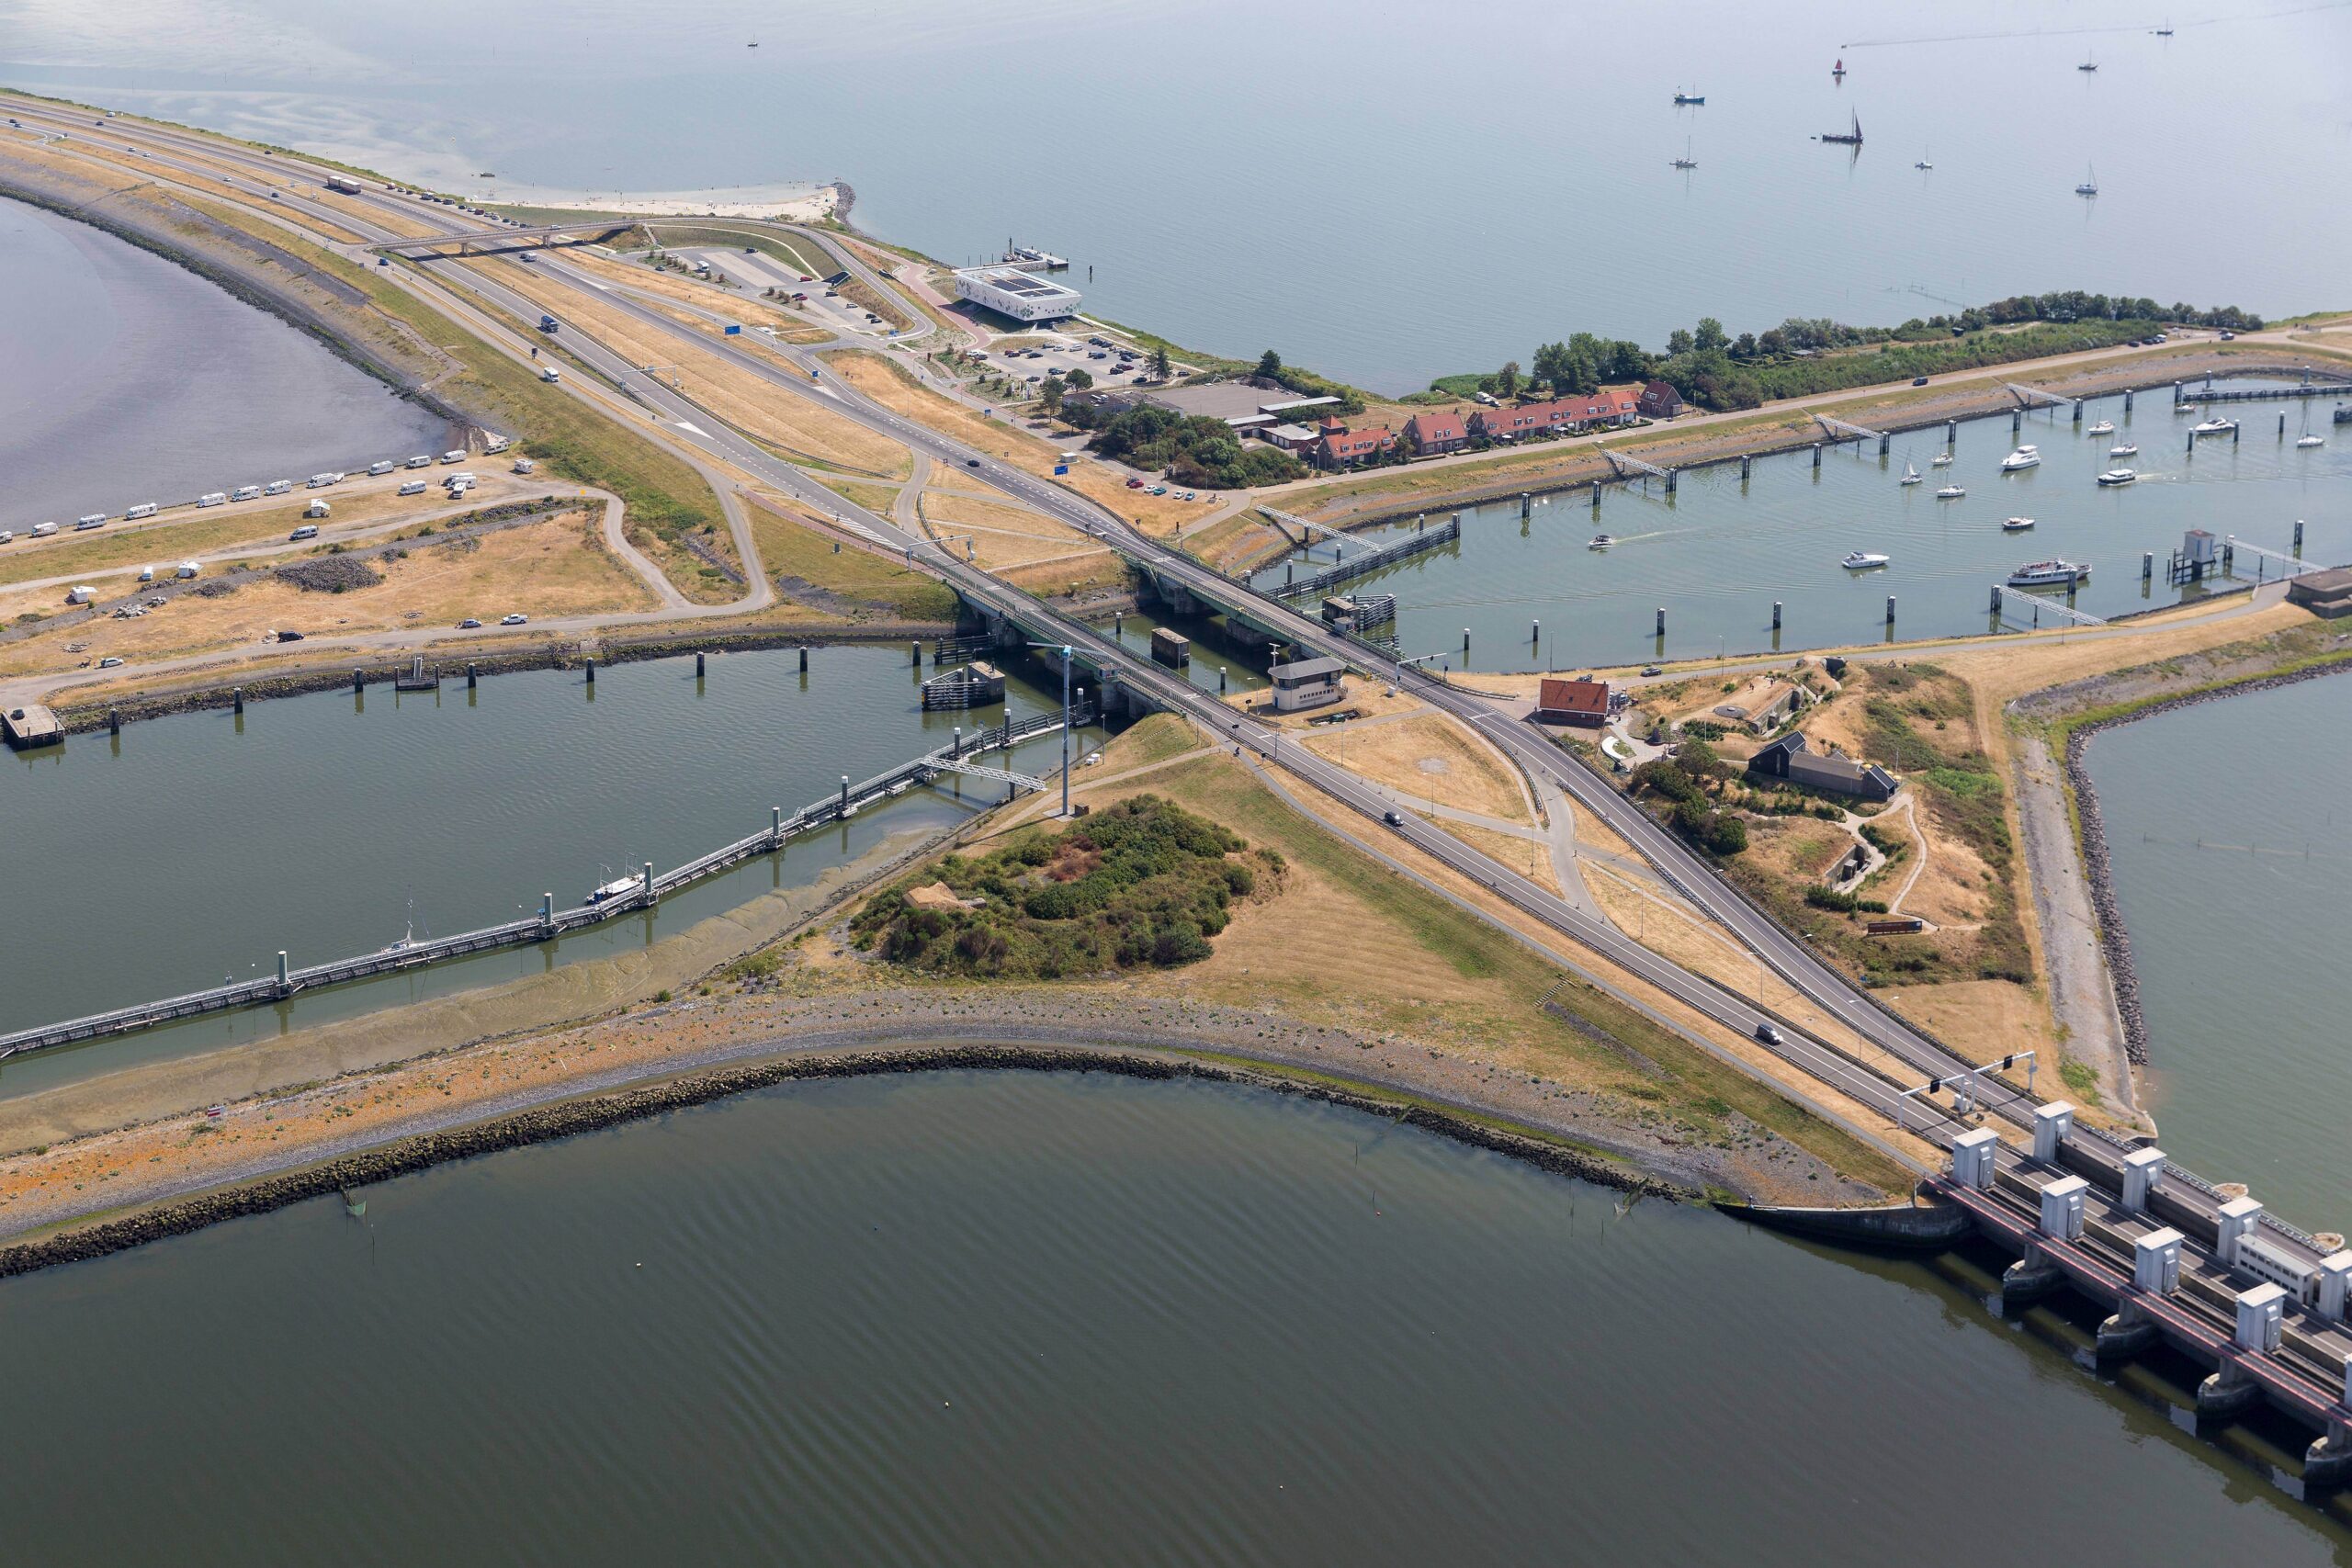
[1027,640,1076,817]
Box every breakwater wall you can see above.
[0,1041,1682,1280]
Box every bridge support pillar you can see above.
[2095,1297,2160,1359]
[2195,1359,2262,1421]
[2305,1420,2352,1491]
[2001,1243,2065,1303]
[2073,400,2084,424]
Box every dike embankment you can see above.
[0,1037,1683,1280]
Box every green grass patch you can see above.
[747,501,956,621]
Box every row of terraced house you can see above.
[1298,380,1683,471]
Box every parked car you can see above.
[97,656,125,669]
[1911,376,1929,387]
[1125,478,1145,489]
[458,617,482,629]
[501,613,528,626]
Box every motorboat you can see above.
[1588,534,1614,549]
[2109,441,2139,457]
[2000,445,2041,472]
[1841,551,1891,570]
[2008,558,2091,588]
[1930,451,1953,468]
[1673,88,1705,106]
[1936,481,1966,499]
[2086,419,2115,435]
[2297,434,2326,448]
[2096,468,2138,486]
[2191,416,2236,436]
[588,874,640,904]
[2003,516,2037,531]
[1899,462,1922,486]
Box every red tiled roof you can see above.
[1536,677,1610,717]
[1405,412,1466,443]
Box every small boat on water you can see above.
[2003,516,2037,531]
[1818,109,1862,146]
[1936,481,1966,499]
[2297,434,2326,448]
[1588,534,1614,549]
[2097,468,2138,486]
[2009,558,2091,588]
[1671,136,1697,171]
[2001,445,2041,472]
[1832,57,1847,78]
[2077,51,2098,73]
[1899,461,1923,486]
[1673,87,1705,105]
[379,923,419,956]
[2109,441,2139,457]
[2075,164,2099,197]
[1842,550,1890,570]
[1930,451,1953,468]
[2191,416,2236,436]
[2086,419,2115,435]
[588,874,640,905]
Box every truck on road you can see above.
[538,314,560,334]
[325,175,364,196]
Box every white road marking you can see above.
[673,421,711,437]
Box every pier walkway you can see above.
[1271,514,1460,601]
[0,704,1089,1063]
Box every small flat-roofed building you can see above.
[1747,732,1896,801]
[1262,422,1321,454]
[954,265,1083,322]
[1268,655,1345,712]
[2287,566,2352,618]
[1532,677,1611,728]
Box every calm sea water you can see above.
[0,197,446,529]
[1256,384,2352,670]
[6,1,2347,390]
[1,1069,2345,1565]
[2086,674,2352,1228]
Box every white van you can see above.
[232,484,263,502]
[441,450,466,465]
[66,586,96,604]
[32,522,59,538]
[398,479,428,496]
[76,514,107,531]
[443,472,477,488]
[407,455,434,469]
[304,499,331,519]
[539,365,561,383]
[447,479,475,498]
[307,472,342,489]
[125,503,158,521]
[264,479,293,496]
[368,460,397,477]
[289,524,320,542]
[0,530,13,545]
[198,491,228,509]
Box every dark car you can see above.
[1911,376,1929,387]
[966,457,981,468]
[275,629,305,642]
[1383,810,1404,828]
[1755,1022,1783,1045]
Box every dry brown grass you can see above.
[1436,816,1560,895]
[1298,712,1532,823]
[0,513,653,674]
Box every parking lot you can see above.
[673,246,893,339]
[975,330,1145,391]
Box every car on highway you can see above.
[458,617,482,629]
[1754,1022,1783,1045]
[966,457,981,468]
[500,613,527,626]
[1383,810,1404,828]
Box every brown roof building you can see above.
[1314,423,1397,469]
[1532,677,1611,728]
[1403,410,1469,456]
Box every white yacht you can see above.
[2297,433,2326,449]
[2086,419,2115,435]
[1899,461,1922,486]
[1842,550,1891,570]
[2009,558,2091,588]
[1930,451,1953,468]
[1936,480,1966,499]
[1588,534,1614,549]
[588,874,640,905]
[2109,441,2139,457]
[2097,468,2138,486]
[2000,445,2041,472]
[2191,415,2236,436]
[2003,516,2036,531]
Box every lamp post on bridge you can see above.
[1027,640,1075,817]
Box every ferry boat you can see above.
[1841,550,1890,570]
[1936,480,1966,499]
[2003,516,2037,531]
[2191,416,2236,436]
[2000,445,2041,472]
[2097,468,2138,485]
[1588,534,1614,549]
[2086,419,2115,435]
[1898,462,1922,486]
[588,874,640,905]
[2008,558,2091,588]
[2109,441,2139,457]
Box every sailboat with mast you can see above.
[1671,137,1697,171]
[2075,164,2099,197]
[1818,109,1862,146]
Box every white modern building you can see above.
[953,265,1083,322]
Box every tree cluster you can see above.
[1077,404,1304,488]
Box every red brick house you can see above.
[1468,400,1566,441]
[1590,385,1643,424]
[1638,378,1684,418]
[1532,677,1611,728]
[1313,421,1397,470]
[1402,410,1469,457]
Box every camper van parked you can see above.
[368,460,396,477]
[512,457,536,475]
[32,522,58,537]
[406,455,434,469]
[399,479,428,496]
[124,502,158,520]
[232,485,263,502]
[289,524,320,541]
[175,561,200,579]
[539,365,561,383]
[197,491,228,509]
[76,514,107,531]
[66,586,96,604]
[441,450,466,464]
[304,499,331,519]
[264,479,293,496]
[307,472,343,489]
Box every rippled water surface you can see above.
[2,1070,2346,1565]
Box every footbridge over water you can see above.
[0,705,1089,1062]
[1813,412,1891,455]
